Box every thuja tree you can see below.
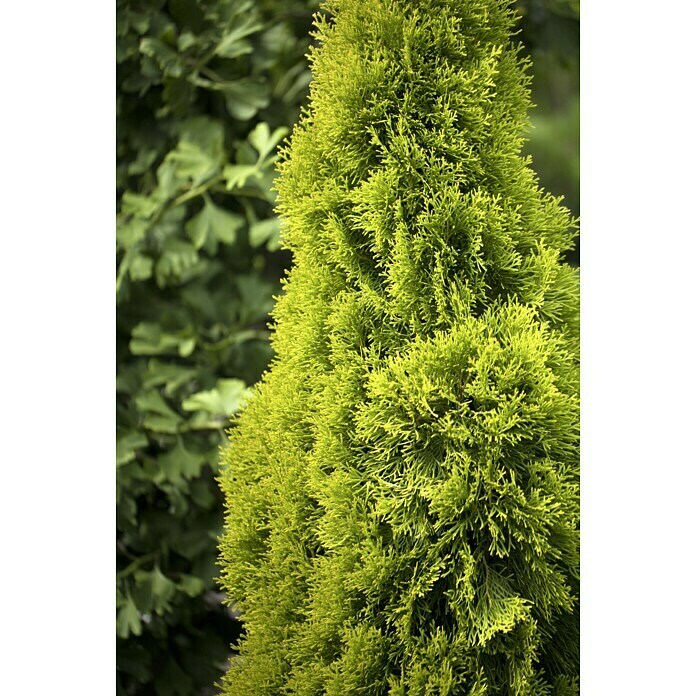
[219,0,579,693]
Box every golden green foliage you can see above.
[219,1,579,693]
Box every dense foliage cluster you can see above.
[219,0,579,694]
[116,1,316,693]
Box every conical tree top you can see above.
[219,0,579,693]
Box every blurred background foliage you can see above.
[519,0,580,261]
[116,0,578,694]
[116,1,319,693]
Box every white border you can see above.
[582,1,696,692]
[1,1,115,693]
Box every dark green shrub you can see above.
[116,1,316,693]
[218,0,579,693]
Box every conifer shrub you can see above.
[218,0,579,693]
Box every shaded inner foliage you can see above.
[219,1,579,694]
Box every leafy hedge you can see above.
[218,0,579,693]
[116,1,316,694]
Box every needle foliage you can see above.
[219,0,579,693]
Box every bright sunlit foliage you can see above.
[219,1,579,693]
